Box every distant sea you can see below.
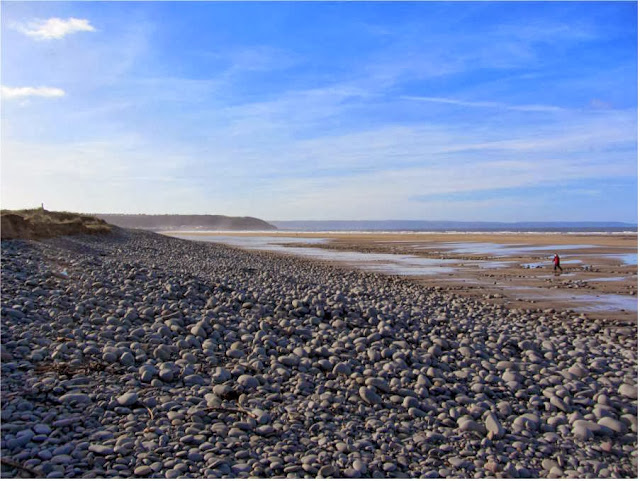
[270,220,637,233]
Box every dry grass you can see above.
[1,207,112,240]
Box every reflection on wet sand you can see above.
[166,232,637,319]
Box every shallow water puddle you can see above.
[602,253,638,266]
[434,242,596,257]
[504,286,637,312]
[587,276,629,282]
[522,259,583,268]
[173,234,459,276]
[169,233,637,313]
[563,294,638,312]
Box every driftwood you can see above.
[1,457,45,478]
[34,360,111,376]
[205,405,257,419]
[144,404,155,420]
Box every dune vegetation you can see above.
[1,208,112,240]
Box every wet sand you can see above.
[165,231,638,322]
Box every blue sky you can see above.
[1,1,637,222]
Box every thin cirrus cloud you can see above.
[1,86,66,99]
[401,95,565,113]
[14,17,95,40]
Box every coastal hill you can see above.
[96,214,277,231]
[1,209,111,240]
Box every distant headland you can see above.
[96,214,277,231]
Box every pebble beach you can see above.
[1,228,637,478]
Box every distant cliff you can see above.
[96,214,277,231]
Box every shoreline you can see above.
[1,229,637,478]
[164,231,638,322]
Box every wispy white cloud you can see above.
[14,17,96,40]
[402,95,564,113]
[1,85,65,99]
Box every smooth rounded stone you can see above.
[332,362,352,376]
[117,392,139,406]
[319,465,337,477]
[52,445,74,456]
[382,462,397,472]
[567,363,588,379]
[50,454,73,464]
[139,365,158,383]
[190,324,207,338]
[458,418,486,435]
[619,384,638,399]
[550,395,569,412]
[317,359,333,371]
[226,349,245,358]
[231,463,252,474]
[154,345,173,361]
[252,408,271,425]
[448,457,472,469]
[402,396,419,409]
[495,361,515,370]
[58,393,91,405]
[343,468,360,477]
[212,368,231,383]
[188,452,204,462]
[33,424,52,435]
[134,465,153,476]
[159,369,174,382]
[353,459,366,474]
[205,393,220,408]
[212,385,232,398]
[279,355,300,367]
[573,423,595,442]
[256,425,275,436]
[621,414,638,432]
[359,386,381,405]
[496,401,512,417]
[502,371,522,383]
[512,413,540,433]
[484,412,505,439]
[365,377,390,393]
[120,352,135,366]
[7,434,33,449]
[184,374,205,386]
[103,351,119,363]
[573,420,610,441]
[408,407,428,418]
[237,374,259,389]
[598,417,628,435]
[542,459,560,472]
[88,444,114,456]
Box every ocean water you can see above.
[270,220,637,233]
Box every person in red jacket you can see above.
[553,253,563,273]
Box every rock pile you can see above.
[1,229,637,478]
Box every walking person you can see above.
[553,253,563,274]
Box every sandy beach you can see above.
[166,231,638,323]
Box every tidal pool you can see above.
[434,242,596,257]
[172,234,458,276]
[168,233,637,314]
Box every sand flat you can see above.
[165,231,638,321]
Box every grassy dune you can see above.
[1,208,112,240]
